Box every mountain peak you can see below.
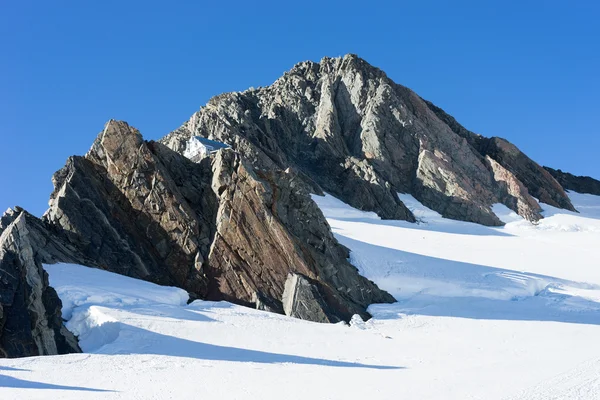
[162,55,574,226]
[283,53,388,82]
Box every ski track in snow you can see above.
[2,191,600,399]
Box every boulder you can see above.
[282,273,340,323]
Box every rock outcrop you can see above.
[43,120,394,323]
[162,54,574,225]
[544,167,600,196]
[282,273,341,323]
[207,149,393,320]
[0,208,82,358]
[477,138,575,211]
[44,121,216,295]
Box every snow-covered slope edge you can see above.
[45,264,189,352]
[312,190,600,399]
[0,263,401,399]
[1,192,600,399]
[313,191,600,308]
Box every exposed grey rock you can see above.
[44,120,215,295]
[544,167,600,196]
[253,291,284,314]
[0,209,81,358]
[282,273,340,323]
[478,137,575,211]
[206,149,393,321]
[0,207,23,235]
[424,101,573,214]
[162,54,573,225]
[44,120,394,323]
[486,157,543,221]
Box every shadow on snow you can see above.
[329,215,514,237]
[337,236,600,326]
[0,365,113,392]
[90,322,403,370]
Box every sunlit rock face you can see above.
[163,54,574,226]
[43,120,393,324]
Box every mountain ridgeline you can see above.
[2,54,598,358]
[163,54,574,225]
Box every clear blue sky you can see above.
[1,1,598,216]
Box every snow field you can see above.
[2,191,600,399]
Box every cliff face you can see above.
[0,209,81,358]
[544,167,600,196]
[42,120,393,323]
[162,54,573,226]
[44,121,216,295]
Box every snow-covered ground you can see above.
[2,192,600,399]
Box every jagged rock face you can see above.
[44,120,394,322]
[44,121,216,295]
[208,150,393,319]
[419,101,574,214]
[0,209,81,358]
[486,157,543,221]
[162,54,574,225]
[544,167,600,196]
[478,138,575,211]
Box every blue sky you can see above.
[1,1,598,216]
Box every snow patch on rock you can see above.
[183,136,230,160]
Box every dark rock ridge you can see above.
[162,54,575,225]
[43,120,394,323]
[544,167,600,196]
[0,208,82,358]
[44,121,216,295]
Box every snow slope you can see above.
[2,192,600,399]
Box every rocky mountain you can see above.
[544,167,600,196]
[42,120,392,322]
[1,54,593,358]
[162,54,574,226]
